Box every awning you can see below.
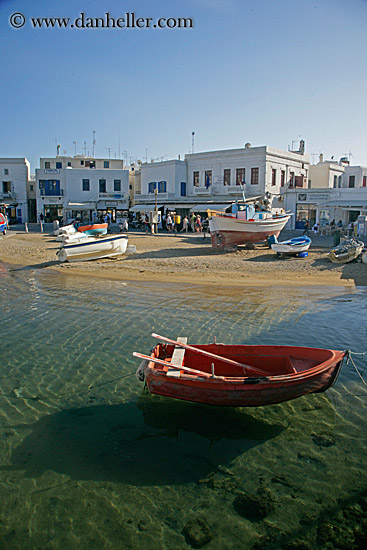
[130,204,163,212]
[190,203,231,213]
[67,202,95,210]
[165,204,195,210]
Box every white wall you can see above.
[0,158,30,222]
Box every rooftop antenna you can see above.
[106,147,112,159]
[73,141,78,156]
[145,148,148,163]
[92,130,96,157]
[192,131,195,153]
[83,141,87,156]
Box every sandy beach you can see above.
[0,229,366,288]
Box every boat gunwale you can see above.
[146,345,346,385]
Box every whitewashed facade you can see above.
[343,165,367,189]
[35,156,129,223]
[282,187,367,230]
[0,158,30,223]
[137,144,309,214]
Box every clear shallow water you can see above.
[0,264,367,549]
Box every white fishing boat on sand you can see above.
[208,201,290,248]
[57,234,128,262]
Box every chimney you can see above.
[319,153,324,163]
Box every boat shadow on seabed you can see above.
[1,396,285,486]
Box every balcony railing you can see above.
[40,189,64,196]
[0,192,16,200]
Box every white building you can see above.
[343,165,367,189]
[284,156,367,230]
[309,157,345,189]
[0,158,30,223]
[137,143,309,216]
[35,156,129,223]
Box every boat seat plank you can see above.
[166,337,187,378]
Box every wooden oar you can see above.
[151,333,268,376]
[133,352,218,378]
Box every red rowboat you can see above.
[134,334,346,407]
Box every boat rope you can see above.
[0,371,136,403]
[346,350,367,389]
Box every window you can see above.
[204,170,212,188]
[158,181,167,193]
[80,160,84,165]
[67,162,71,167]
[99,179,106,193]
[56,162,62,169]
[349,175,355,188]
[251,167,259,185]
[271,169,276,186]
[289,171,294,188]
[236,168,246,186]
[29,185,34,191]
[39,179,61,196]
[148,182,157,193]
[193,171,199,187]
[180,182,186,196]
[82,179,90,191]
[4,169,9,175]
[295,176,304,188]
[333,175,338,188]
[2,181,11,193]
[114,179,121,192]
[104,161,109,168]
[45,162,50,169]
[223,169,231,186]
[280,170,285,187]
[363,176,367,187]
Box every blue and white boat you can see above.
[271,236,311,256]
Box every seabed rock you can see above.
[233,493,275,521]
[182,518,212,548]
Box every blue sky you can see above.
[1,0,366,172]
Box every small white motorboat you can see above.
[56,234,129,262]
[271,236,311,256]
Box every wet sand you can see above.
[1,230,366,288]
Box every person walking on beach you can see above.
[180,216,188,233]
[195,215,202,232]
[303,220,310,236]
[190,213,196,232]
[166,213,173,233]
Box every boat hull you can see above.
[209,215,291,248]
[0,213,8,234]
[57,234,128,262]
[328,239,364,264]
[142,344,345,407]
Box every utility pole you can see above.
[192,131,195,153]
[92,131,96,157]
[73,141,78,156]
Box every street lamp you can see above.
[154,187,158,234]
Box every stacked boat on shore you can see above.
[54,223,129,262]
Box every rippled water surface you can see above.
[1,264,366,549]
